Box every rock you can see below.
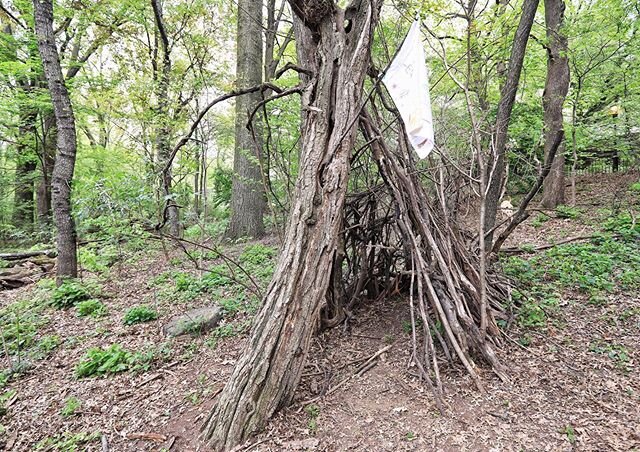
[162,306,223,337]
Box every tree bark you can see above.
[484,0,539,249]
[226,0,266,239]
[540,0,570,208]
[202,1,380,448]
[151,0,181,237]
[33,0,78,282]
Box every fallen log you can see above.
[0,255,55,290]
[0,249,56,261]
[0,267,37,290]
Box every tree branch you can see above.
[491,130,564,255]
[162,82,285,174]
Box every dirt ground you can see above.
[2,172,639,451]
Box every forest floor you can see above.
[1,172,639,451]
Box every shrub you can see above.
[76,300,108,318]
[123,305,158,325]
[51,280,91,309]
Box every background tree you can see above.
[226,0,266,239]
[540,0,570,208]
[33,0,78,281]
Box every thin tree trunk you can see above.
[151,0,180,237]
[36,113,55,226]
[12,115,37,229]
[484,0,539,249]
[33,0,78,282]
[202,1,380,448]
[6,22,37,231]
[226,0,266,239]
[540,0,570,208]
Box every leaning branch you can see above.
[0,3,27,29]
[162,82,284,174]
[491,130,564,254]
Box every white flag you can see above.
[382,21,434,159]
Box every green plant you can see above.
[61,397,81,418]
[620,307,640,321]
[555,205,581,219]
[239,244,276,265]
[589,340,630,372]
[0,389,17,417]
[75,344,136,377]
[173,272,200,292]
[205,321,249,349]
[563,424,576,445]
[531,213,550,228]
[602,212,640,237]
[305,403,320,434]
[35,431,101,451]
[76,300,108,318]
[51,280,92,309]
[201,266,232,289]
[123,305,158,325]
[36,335,61,357]
[78,245,119,273]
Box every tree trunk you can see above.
[6,22,37,231]
[151,0,181,237]
[36,113,56,226]
[226,0,266,239]
[12,109,37,230]
[540,0,570,208]
[202,1,380,448]
[484,0,539,249]
[33,0,79,282]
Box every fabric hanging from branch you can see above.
[383,20,434,159]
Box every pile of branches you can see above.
[325,101,512,407]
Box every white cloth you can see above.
[382,21,434,159]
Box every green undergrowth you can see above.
[75,344,154,378]
[35,431,101,451]
[151,243,276,317]
[503,211,640,330]
[75,299,108,318]
[0,277,107,387]
[123,305,158,325]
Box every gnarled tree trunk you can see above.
[202,1,381,449]
[540,0,570,208]
[34,0,78,281]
